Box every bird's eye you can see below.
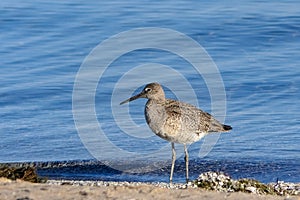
[145,87,152,92]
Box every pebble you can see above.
[46,171,300,196]
[47,180,188,189]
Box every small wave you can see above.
[2,159,298,183]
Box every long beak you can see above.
[120,91,146,105]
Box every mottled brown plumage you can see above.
[120,82,232,183]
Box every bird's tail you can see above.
[208,118,232,133]
[223,124,232,131]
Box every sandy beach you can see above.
[0,178,299,200]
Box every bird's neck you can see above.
[147,98,166,105]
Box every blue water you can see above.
[1,1,299,183]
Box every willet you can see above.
[120,82,232,183]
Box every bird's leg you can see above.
[184,144,189,183]
[170,142,176,184]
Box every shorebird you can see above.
[120,82,232,183]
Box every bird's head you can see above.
[120,82,165,105]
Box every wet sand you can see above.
[0,178,299,200]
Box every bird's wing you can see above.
[164,99,227,133]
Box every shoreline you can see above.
[1,178,299,200]
[1,164,299,199]
[2,159,299,183]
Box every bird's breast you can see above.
[145,102,166,135]
[145,101,183,142]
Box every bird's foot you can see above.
[169,181,176,188]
